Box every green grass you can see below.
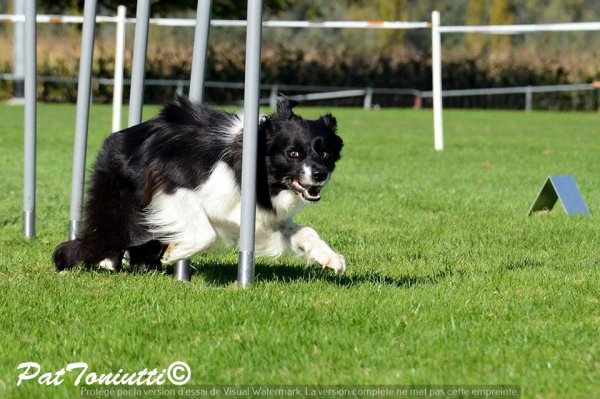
[1,104,599,398]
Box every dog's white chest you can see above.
[143,161,303,249]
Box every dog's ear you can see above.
[276,95,298,119]
[320,113,338,131]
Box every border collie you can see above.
[53,96,346,274]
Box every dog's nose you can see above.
[312,170,328,183]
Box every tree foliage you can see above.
[38,0,295,18]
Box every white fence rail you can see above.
[0,14,429,29]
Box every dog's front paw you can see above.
[160,243,176,265]
[98,258,116,271]
[321,253,346,274]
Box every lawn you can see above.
[0,103,599,398]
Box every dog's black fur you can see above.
[53,96,343,272]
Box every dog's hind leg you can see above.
[127,240,166,268]
[144,191,217,264]
[98,251,125,271]
[53,165,140,271]
[159,213,217,264]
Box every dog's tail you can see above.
[53,238,108,271]
[53,239,87,271]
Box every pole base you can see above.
[174,259,191,281]
[69,220,81,240]
[23,210,35,239]
[237,250,255,287]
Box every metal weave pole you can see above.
[173,0,212,282]
[68,0,97,240]
[23,0,36,239]
[111,5,126,133]
[13,0,25,100]
[189,0,212,102]
[237,0,263,287]
[127,0,150,127]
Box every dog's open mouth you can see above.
[287,179,321,202]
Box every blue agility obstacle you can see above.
[528,175,591,216]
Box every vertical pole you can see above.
[128,0,150,127]
[269,85,278,109]
[68,0,97,240]
[23,0,36,239]
[525,85,533,112]
[363,87,373,110]
[431,10,444,151]
[174,0,212,282]
[413,94,422,110]
[112,5,126,132]
[237,0,263,287]
[13,0,26,101]
[189,0,212,103]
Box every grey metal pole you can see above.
[13,0,25,101]
[128,0,150,127]
[68,0,97,240]
[173,0,213,282]
[173,262,191,281]
[525,86,533,112]
[23,0,36,239]
[189,0,212,102]
[237,0,263,287]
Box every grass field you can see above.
[1,103,599,398]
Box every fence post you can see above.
[111,5,126,133]
[68,0,97,240]
[175,81,184,96]
[23,0,37,239]
[269,85,278,109]
[363,87,373,110]
[413,94,422,110]
[431,10,444,151]
[237,0,263,288]
[525,85,533,112]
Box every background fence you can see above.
[1,72,597,112]
[1,12,599,111]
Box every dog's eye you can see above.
[288,150,301,158]
[321,151,330,160]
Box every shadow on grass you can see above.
[65,259,456,289]
[182,261,456,288]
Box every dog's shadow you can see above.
[162,261,457,288]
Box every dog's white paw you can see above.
[321,253,346,274]
[160,243,198,264]
[160,244,176,265]
[98,258,116,271]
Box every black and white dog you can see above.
[53,96,346,274]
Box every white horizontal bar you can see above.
[3,14,599,34]
[0,14,428,29]
[256,20,429,29]
[440,21,600,34]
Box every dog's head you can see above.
[264,96,343,203]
